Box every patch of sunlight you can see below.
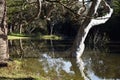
[8,35,62,40]
[8,36,31,40]
[41,35,62,40]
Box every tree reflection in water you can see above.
[77,57,89,80]
[39,54,74,75]
[9,39,120,80]
[82,45,120,80]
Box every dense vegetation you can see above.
[6,0,120,42]
[7,0,80,38]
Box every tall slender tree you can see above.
[0,0,9,64]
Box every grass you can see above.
[8,33,62,40]
[41,35,62,40]
[8,36,31,39]
[0,60,49,80]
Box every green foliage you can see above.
[7,0,44,34]
[113,0,120,16]
[6,0,81,36]
[7,0,24,22]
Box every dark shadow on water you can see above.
[0,77,34,80]
[107,42,120,53]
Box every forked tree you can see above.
[71,0,113,59]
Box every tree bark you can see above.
[71,0,113,59]
[0,0,9,64]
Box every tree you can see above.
[7,0,42,34]
[71,0,113,59]
[0,0,9,64]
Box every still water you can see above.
[9,39,120,80]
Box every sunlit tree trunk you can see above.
[0,0,9,64]
[71,0,113,59]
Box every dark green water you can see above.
[9,39,120,80]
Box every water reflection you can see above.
[9,39,120,80]
[82,46,120,80]
[39,54,74,74]
[77,57,89,80]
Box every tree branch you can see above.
[27,0,42,23]
[78,0,86,15]
[91,0,113,25]
[36,0,42,19]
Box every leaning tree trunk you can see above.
[71,0,113,59]
[0,0,9,64]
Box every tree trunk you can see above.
[19,24,22,34]
[71,0,113,59]
[0,0,9,64]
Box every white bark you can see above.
[36,0,42,19]
[76,0,113,59]
[76,0,113,80]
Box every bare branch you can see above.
[36,0,42,19]
[92,0,113,25]
[27,0,42,23]
[78,0,86,15]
